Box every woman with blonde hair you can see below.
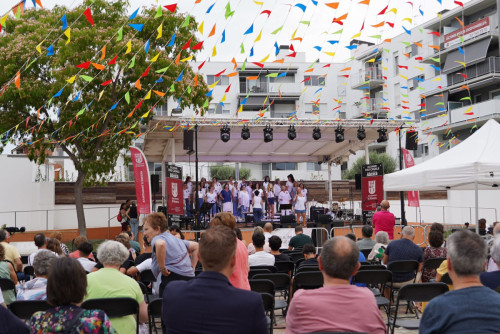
[266,183,275,220]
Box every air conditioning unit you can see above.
[171,108,182,115]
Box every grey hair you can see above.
[493,224,500,236]
[447,230,487,276]
[33,250,57,276]
[97,240,129,266]
[375,231,389,245]
[490,236,500,265]
[253,226,264,235]
[402,226,415,237]
[320,237,359,280]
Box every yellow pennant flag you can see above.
[413,66,423,71]
[323,52,335,56]
[253,0,264,5]
[367,58,375,63]
[432,77,441,81]
[98,90,105,101]
[64,28,71,45]
[402,17,412,23]
[212,46,217,57]
[388,8,397,14]
[382,66,388,71]
[144,90,152,100]
[0,14,7,26]
[254,30,262,42]
[156,23,162,40]
[141,111,151,118]
[181,55,193,62]
[36,43,42,54]
[66,75,76,84]
[150,52,161,62]
[291,28,298,39]
[221,94,226,102]
[209,80,220,88]
[198,21,204,34]
[260,54,269,62]
[351,32,361,39]
[126,40,132,54]
[399,74,408,80]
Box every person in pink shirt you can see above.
[210,212,250,290]
[372,200,396,240]
[286,236,386,334]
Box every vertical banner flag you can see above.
[362,163,384,211]
[130,146,152,214]
[402,148,420,207]
[166,164,183,226]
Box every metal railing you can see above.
[412,205,497,225]
[352,67,383,87]
[447,57,500,86]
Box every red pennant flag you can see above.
[164,4,177,12]
[76,61,91,69]
[454,0,464,7]
[134,99,143,110]
[141,66,151,77]
[101,79,113,86]
[301,77,311,83]
[260,10,271,16]
[83,8,94,26]
[198,60,206,71]
[26,117,30,129]
[386,22,394,28]
[182,38,191,50]
[428,31,441,37]
[323,64,331,68]
[108,55,118,65]
[225,84,231,93]
[378,5,388,15]
[214,69,226,77]
[398,65,408,70]
[191,41,204,50]
[415,57,423,61]
[252,62,264,68]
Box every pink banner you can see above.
[130,146,152,214]
[402,148,420,207]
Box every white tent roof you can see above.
[384,119,500,191]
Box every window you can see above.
[304,75,326,86]
[490,89,500,100]
[337,84,346,96]
[405,45,412,58]
[408,75,424,91]
[272,162,297,171]
[414,144,429,158]
[208,104,230,115]
[261,163,271,178]
[206,75,229,86]
[412,42,421,57]
[394,83,401,106]
[155,103,168,116]
[393,52,399,75]
[474,94,482,104]
[307,162,322,171]
[374,147,386,154]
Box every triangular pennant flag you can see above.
[144,90,152,100]
[76,61,91,69]
[80,75,93,82]
[83,8,94,26]
[254,30,262,42]
[14,71,20,89]
[225,2,235,19]
[181,15,190,28]
[212,46,217,57]
[129,55,136,68]
[198,21,204,34]
[175,52,181,65]
[129,8,139,20]
[208,24,216,37]
[156,23,162,39]
[125,92,130,104]
[155,6,162,18]
[244,24,254,35]
[135,79,142,90]
[108,55,118,65]
[168,33,176,47]
[64,28,71,44]
[175,70,184,82]
[221,30,226,43]
[150,52,160,62]
[66,75,76,84]
[47,45,54,56]
[144,39,150,54]
[36,43,42,54]
[128,24,144,32]
[125,40,132,54]
[116,27,123,41]
[141,66,150,77]
[182,38,191,49]
[60,14,68,30]
[164,4,177,13]
[192,41,203,50]
[153,90,166,97]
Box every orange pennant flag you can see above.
[100,46,106,61]
[153,90,165,97]
[273,58,285,63]
[35,0,43,7]
[304,68,314,73]
[371,21,385,28]
[14,71,20,89]
[231,57,237,70]
[455,17,465,28]
[358,0,369,4]
[92,63,105,70]
[226,72,238,77]
[325,2,339,9]
[135,79,142,90]
[127,110,135,118]
[175,52,181,65]
[246,76,259,80]
[194,74,198,87]
[208,24,216,37]
[340,67,351,71]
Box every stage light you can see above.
[312,127,321,140]
[335,126,344,143]
[357,126,366,141]
[377,128,388,143]
[288,125,296,140]
[263,125,273,143]
[241,125,250,140]
[220,124,230,143]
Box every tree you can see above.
[0,1,208,236]
[210,166,251,181]
[342,152,397,180]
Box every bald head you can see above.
[264,223,273,233]
[320,237,359,280]
[381,200,390,210]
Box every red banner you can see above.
[166,178,184,215]
[129,147,152,214]
[402,148,420,207]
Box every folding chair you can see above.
[274,261,294,275]
[249,268,271,278]
[82,297,140,334]
[353,270,393,319]
[290,252,305,263]
[360,249,372,259]
[0,278,16,297]
[250,265,277,273]
[9,300,51,320]
[422,257,446,281]
[260,292,275,334]
[250,279,280,325]
[440,273,453,285]
[254,273,291,316]
[359,264,386,271]
[147,298,162,334]
[388,283,448,334]
[291,271,323,297]
[296,265,320,274]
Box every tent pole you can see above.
[475,179,479,234]
[328,161,332,211]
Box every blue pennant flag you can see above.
[129,8,139,20]
[110,102,119,111]
[175,70,183,82]
[206,3,215,13]
[72,91,81,102]
[250,47,254,57]
[155,77,163,83]
[294,3,306,12]
[244,24,254,35]
[47,45,55,56]
[60,14,68,30]
[53,87,64,98]
[168,33,176,47]
[221,30,226,43]
[144,40,150,54]
[274,42,279,56]
[128,24,144,32]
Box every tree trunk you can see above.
[74,169,87,237]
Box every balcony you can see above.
[239,81,301,96]
[351,67,384,89]
[447,57,500,86]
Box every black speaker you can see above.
[355,174,362,190]
[406,131,418,150]
[183,130,194,151]
[280,215,296,228]
[310,206,325,222]
[151,174,160,193]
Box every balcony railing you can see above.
[239,81,300,94]
[447,57,500,86]
[351,67,383,88]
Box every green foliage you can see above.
[210,166,251,181]
[0,0,208,234]
[342,152,397,180]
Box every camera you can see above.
[3,227,26,234]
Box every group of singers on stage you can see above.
[183,174,308,225]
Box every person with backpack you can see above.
[118,202,130,232]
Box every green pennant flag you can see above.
[117,27,123,41]
[241,58,246,71]
[271,26,283,35]
[47,98,53,105]
[26,58,37,69]
[417,87,425,91]
[155,6,162,18]
[169,84,175,92]
[459,36,464,43]
[460,97,471,101]
[80,75,93,82]
[383,48,390,53]
[225,2,235,19]
[369,35,382,39]
[266,72,279,78]
[400,42,410,46]
[131,121,138,129]
[156,67,168,73]
[402,94,409,98]
[181,15,190,28]
[299,21,310,26]
[15,8,21,19]
[418,27,423,33]
[202,99,209,108]
[332,28,343,34]
[308,60,318,69]
[240,43,245,54]
[430,57,440,62]
[125,92,130,104]
[129,56,136,68]
[76,109,85,117]
[187,86,191,94]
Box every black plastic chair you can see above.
[250,265,277,273]
[274,261,294,275]
[254,273,291,316]
[353,270,393,318]
[389,283,449,334]
[140,269,157,283]
[260,292,275,334]
[292,271,323,296]
[290,252,304,263]
[249,268,271,278]
[0,278,16,296]
[148,298,162,334]
[359,264,386,271]
[422,257,446,271]
[23,265,35,277]
[9,300,51,320]
[250,279,275,295]
[81,297,140,334]
[360,248,372,259]
[440,273,453,285]
[296,265,320,273]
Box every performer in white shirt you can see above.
[278,185,292,216]
[294,189,307,227]
[266,183,275,219]
[273,179,281,213]
[206,185,218,219]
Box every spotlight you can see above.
[335,126,344,143]
[263,125,273,143]
[288,125,296,140]
[312,127,321,140]
[377,128,388,143]
[220,124,230,143]
[241,125,250,140]
[357,126,366,141]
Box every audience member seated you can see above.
[114,234,136,274]
[234,228,247,247]
[123,231,141,254]
[76,242,96,273]
[49,231,69,256]
[162,226,268,334]
[0,229,22,272]
[367,231,389,262]
[422,230,447,282]
[134,236,152,266]
[169,225,185,240]
[263,223,273,242]
[143,212,198,298]
[30,257,115,333]
[286,237,386,334]
[487,224,500,272]
[383,226,423,287]
[247,226,271,254]
[69,236,95,261]
[298,244,318,268]
[288,226,313,251]
[0,243,17,305]
[85,241,147,333]
[46,238,64,256]
[28,233,49,266]
[356,225,377,250]
[17,251,57,301]
[420,230,500,333]
[269,236,291,262]
[0,289,29,334]
[210,212,250,290]
[345,234,367,262]
[248,232,275,267]
[481,236,500,290]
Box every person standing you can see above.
[183,183,191,217]
[119,202,130,232]
[267,183,275,220]
[279,185,292,216]
[274,178,281,213]
[238,185,250,219]
[286,174,295,193]
[295,189,307,227]
[206,185,218,219]
[232,181,239,218]
[212,177,222,213]
[372,200,395,240]
[128,201,139,241]
[220,184,233,213]
[252,190,263,224]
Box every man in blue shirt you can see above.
[420,230,500,333]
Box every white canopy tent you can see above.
[384,119,500,229]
